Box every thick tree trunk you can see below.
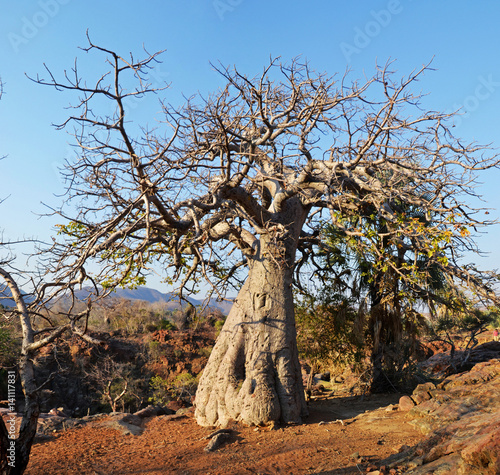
[195,198,310,427]
[195,260,307,427]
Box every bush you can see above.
[149,375,171,405]
[148,341,163,360]
[157,318,177,331]
[0,322,19,367]
[214,319,225,336]
[148,372,198,405]
[295,291,365,374]
[171,372,198,399]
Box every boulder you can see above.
[133,404,175,418]
[398,395,416,412]
[382,359,500,474]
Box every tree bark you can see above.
[0,268,39,475]
[195,260,307,426]
[195,201,309,427]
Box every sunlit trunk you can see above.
[195,201,309,427]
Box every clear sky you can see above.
[1,0,500,292]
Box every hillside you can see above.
[0,287,34,309]
[0,285,234,314]
[105,287,234,314]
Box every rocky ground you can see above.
[24,394,424,475]
[386,353,500,474]
[19,343,500,474]
[4,336,500,474]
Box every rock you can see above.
[176,406,195,416]
[398,395,416,411]
[159,413,187,422]
[102,418,143,436]
[314,372,331,381]
[381,359,500,474]
[204,432,232,452]
[460,417,500,472]
[204,428,233,440]
[133,404,175,418]
[120,414,143,426]
[166,400,185,412]
[412,382,434,405]
[349,451,362,462]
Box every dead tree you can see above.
[33,38,499,428]
[87,357,132,413]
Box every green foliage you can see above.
[214,318,225,336]
[0,322,20,367]
[148,372,198,405]
[148,375,171,405]
[295,289,365,372]
[491,308,500,328]
[157,318,177,331]
[148,341,163,360]
[171,372,198,398]
[431,305,498,351]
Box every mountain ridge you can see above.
[1,286,234,314]
[91,286,233,314]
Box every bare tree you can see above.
[0,77,107,475]
[87,357,131,412]
[0,253,103,474]
[33,39,499,428]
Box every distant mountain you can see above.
[74,286,234,314]
[0,287,34,309]
[1,285,234,314]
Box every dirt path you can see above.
[26,394,424,474]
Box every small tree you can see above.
[295,287,364,377]
[315,203,452,390]
[429,304,498,371]
[0,228,101,473]
[34,39,500,428]
[87,357,134,412]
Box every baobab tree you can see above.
[35,39,499,428]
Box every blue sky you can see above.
[1,0,500,292]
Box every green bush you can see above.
[0,322,20,367]
[172,372,198,398]
[157,318,177,331]
[295,292,365,373]
[148,372,198,405]
[214,319,225,336]
[148,375,171,405]
[148,341,163,360]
